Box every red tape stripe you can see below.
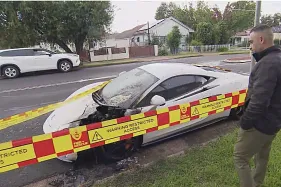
[18,159,38,168]
[12,137,33,147]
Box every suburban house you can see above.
[232,25,281,46]
[93,16,195,50]
[231,29,251,46]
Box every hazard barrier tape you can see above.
[0,88,247,173]
[0,65,230,131]
[0,81,110,131]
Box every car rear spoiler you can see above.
[191,64,232,72]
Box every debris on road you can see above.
[115,157,139,171]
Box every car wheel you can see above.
[98,136,142,162]
[229,106,243,120]
[2,66,20,79]
[58,60,72,72]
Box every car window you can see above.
[33,49,56,55]
[136,75,208,107]
[0,49,33,57]
[34,50,50,56]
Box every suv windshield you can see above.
[100,68,159,108]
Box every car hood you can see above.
[43,81,105,133]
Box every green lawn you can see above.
[93,127,281,187]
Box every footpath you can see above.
[82,50,250,68]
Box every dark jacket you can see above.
[240,45,281,135]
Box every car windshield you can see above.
[100,68,159,108]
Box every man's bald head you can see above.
[249,24,274,53]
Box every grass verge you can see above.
[82,50,250,68]
[82,58,139,68]
[93,127,281,187]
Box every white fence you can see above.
[181,44,231,53]
[90,47,129,62]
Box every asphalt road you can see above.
[0,54,251,187]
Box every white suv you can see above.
[0,48,81,78]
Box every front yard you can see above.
[94,127,281,187]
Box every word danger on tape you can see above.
[0,89,247,173]
[0,81,110,131]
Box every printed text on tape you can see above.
[88,116,158,144]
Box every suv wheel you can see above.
[2,66,20,79]
[58,60,72,72]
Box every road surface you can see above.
[0,54,251,187]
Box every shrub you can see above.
[217,47,229,52]
[190,40,203,46]
[158,48,169,56]
[274,39,280,46]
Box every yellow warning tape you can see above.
[0,81,110,131]
[0,88,247,173]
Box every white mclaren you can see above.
[43,63,249,162]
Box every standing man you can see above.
[233,24,281,187]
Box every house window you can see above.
[137,37,140,42]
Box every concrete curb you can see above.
[81,54,203,69]
[223,59,251,63]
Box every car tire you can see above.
[229,106,243,121]
[98,136,142,162]
[2,65,20,79]
[58,60,72,73]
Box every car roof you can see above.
[0,47,40,53]
[138,63,220,79]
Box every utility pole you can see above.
[250,0,262,72]
[147,21,151,45]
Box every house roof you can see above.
[235,29,251,36]
[110,17,194,39]
[137,17,195,33]
[234,25,281,37]
[112,24,146,39]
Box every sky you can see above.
[110,0,281,33]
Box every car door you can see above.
[134,74,216,144]
[6,49,38,72]
[32,49,57,70]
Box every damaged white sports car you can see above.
[43,63,249,162]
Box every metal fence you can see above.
[181,44,231,53]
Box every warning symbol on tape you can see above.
[92,131,103,142]
[192,107,199,116]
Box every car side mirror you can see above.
[150,95,166,106]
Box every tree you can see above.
[0,1,113,55]
[222,1,256,34]
[0,2,39,49]
[154,0,257,45]
[167,26,182,54]
[261,13,281,27]
[216,21,231,44]
[196,22,217,45]
[155,2,178,20]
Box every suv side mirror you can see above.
[150,95,166,106]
